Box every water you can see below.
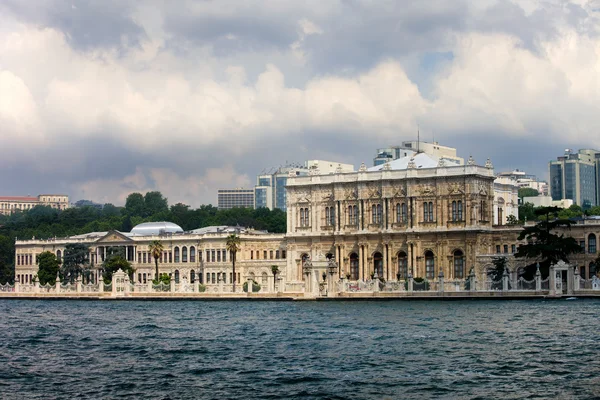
[1,299,599,399]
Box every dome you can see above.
[130,221,184,235]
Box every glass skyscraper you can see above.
[549,149,600,208]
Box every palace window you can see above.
[423,202,434,222]
[270,250,274,260]
[174,247,180,263]
[222,249,227,262]
[282,250,286,259]
[348,205,358,225]
[300,207,310,227]
[350,253,359,280]
[217,250,221,262]
[190,247,196,263]
[325,206,336,226]
[425,251,435,280]
[589,234,597,254]
[453,250,464,279]
[397,252,408,280]
[276,250,280,259]
[452,201,463,222]
[182,247,188,263]
[372,204,382,224]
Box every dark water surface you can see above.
[1,299,599,399]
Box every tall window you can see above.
[423,202,434,222]
[325,206,335,226]
[174,247,180,263]
[452,201,463,221]
[190,246,196,263]
[589,234,597,254]
[372,204,382,224]
[353,205,358,225]
[397,251,408,280]
[452,201,457,221]
[350,253,359,280]
[453,250,464,279]
[425,251,435,279]
[348,205,354,225]
[300,207,310,227]
[373,252,383,277]
[182,247,188,262]
[402,203,407,223]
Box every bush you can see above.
[152,273,171,285]
[242,280,261,292]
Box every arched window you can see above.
[174,247,180,263]
[397,251,408,280]
[373,252,383,277]
[425,250,435,279]
[588,233,597,254]
[174,270,180,284]
[190,246,196,263]
[453,250,464,279]
[56,250,62,263]
[262,272,268,285]
[182,247,188,262]
[190,270,195,283]
[350,253,359,280]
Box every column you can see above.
[359,245,364,281]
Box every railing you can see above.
[516,277,536,290]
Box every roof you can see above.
[130,222,183,235]
[368,152,461,172]
[0,196,39,202]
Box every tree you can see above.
[518,202,538,223]
[148,240,164,282]
[226,233,241,292]
[515,206,581,279]
[125,193,145,217]
[61,243,90,282]
[271,265,279,290]
[102,254,134,284]
[144,191,168,216]
[37,251,60,285]
[518,188,539,199]
[487,256,508,290]
[506,215,519,225]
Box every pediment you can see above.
[97,230,133,243]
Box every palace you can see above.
[0,194,70,215]
[12,154,600,293]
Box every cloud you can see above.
[0,1,599,206]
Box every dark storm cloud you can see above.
[1,0,146,51]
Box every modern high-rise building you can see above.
[373,141,464,166]
[217,189,255,210]
[549,149,600,208]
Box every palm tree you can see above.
[149,240,164,282]
[226,234,241,292]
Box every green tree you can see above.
[149,240,164,281]
[487,256,508,290]
[226,233,241,292]
[37,251,60,285]
[518,188,539,199]
[506,215,519,225]
[144,191,168,216]
[102,254,134,283]
[61,243,90,282]
[125,192,145,217]
[515,206,581,279]
[518,202,538,223]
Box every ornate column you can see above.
[358,244,364,281]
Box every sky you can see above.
[1,0,599,207]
